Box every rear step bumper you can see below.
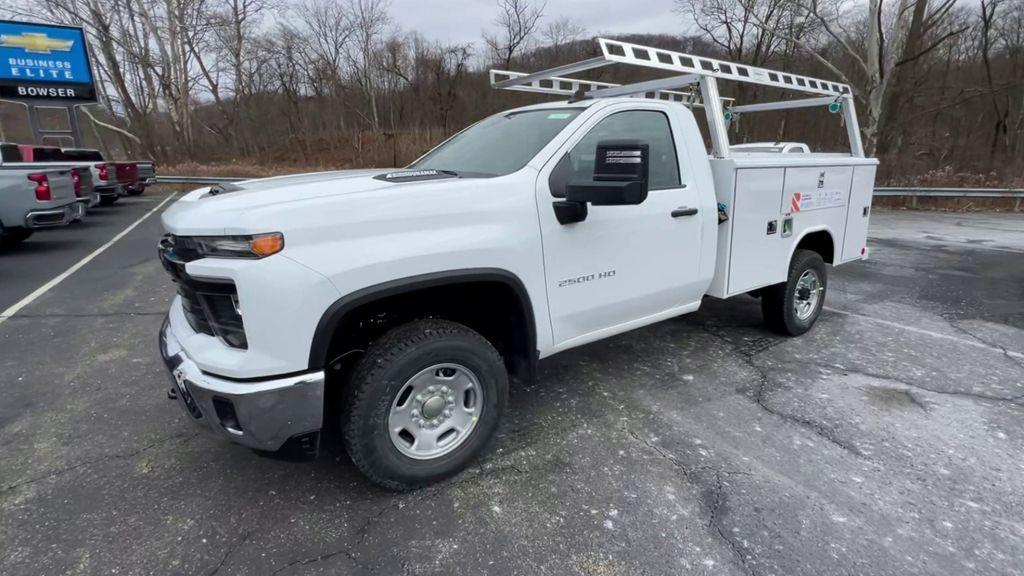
[24,205,74,228]
[159,315,325,451]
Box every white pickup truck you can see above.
[159,39,877,490]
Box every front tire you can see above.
[761,249,827,336]
[342,319,508,490]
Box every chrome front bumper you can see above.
[159,316,325,451]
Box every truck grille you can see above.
[159,234,248,349]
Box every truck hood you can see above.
[162,168,465,235]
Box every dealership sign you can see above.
[0,20,96,102]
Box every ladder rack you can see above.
[490,38,864,158]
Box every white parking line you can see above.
[0,193,177,327]
[824,306,1024,361]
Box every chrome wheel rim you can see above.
[388,363,482,460]
[793,270,822,321]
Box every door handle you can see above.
[671,207,699,218]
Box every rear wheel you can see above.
[0,227,33,248]
[761,249,827,336]
[125,185,145,196]
[342,319,508,490]
[99,195,119,206]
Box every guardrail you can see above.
[873,187,1024,198]
[155,175,246,184]
[874,187,1023,210]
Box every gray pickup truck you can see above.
[0,143,125,206]
[0,168,77,247]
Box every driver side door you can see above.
[536,105,705,349]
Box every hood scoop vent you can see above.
[373,169,458,183]
[201,182,244,198]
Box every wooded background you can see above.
[2,0,1022,185]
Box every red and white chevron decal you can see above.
[790,192,802,213]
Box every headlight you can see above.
[193,232,284,259]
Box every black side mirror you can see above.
[554,140,649,225]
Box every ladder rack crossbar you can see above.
[730,96,840,114]
[489,70,696,104]
[597,38,851,98]
[491,57,611,89]
[583,73,701,100]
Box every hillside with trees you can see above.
[2,0,1022,185]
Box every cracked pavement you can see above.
[2,195,1023,575]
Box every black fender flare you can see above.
[308,268,537,371]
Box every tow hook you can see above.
[167,387,178,400]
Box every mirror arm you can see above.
[552,200,588,225]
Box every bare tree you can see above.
[543,15,586,48]
[677,0,793,64]
[346,0,391,130]
[743,0,966,154]
[484,0,546,68]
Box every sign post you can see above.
[0,19,98,146]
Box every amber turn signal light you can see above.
[249,233,285,257]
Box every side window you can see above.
[568,110,681,190]
[0,144,22,162]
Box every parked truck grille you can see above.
[159,234,248,349]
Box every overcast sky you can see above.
[387,0,690,45]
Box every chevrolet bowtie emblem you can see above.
[0,32,74,54]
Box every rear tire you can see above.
[342,319,508,491]
[125,185,145,196]
[99,195,119,206]
[0,227,33,248]
[761,249,827,336]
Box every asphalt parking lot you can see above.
[1,190,1022,576]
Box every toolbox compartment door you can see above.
[727,168,787,294]
[841,165,876,262]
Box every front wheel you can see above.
[342,319,508,490]
[761,249,827,336]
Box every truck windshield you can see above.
[410,109,582,177]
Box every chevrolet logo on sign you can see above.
[0,32,74,54]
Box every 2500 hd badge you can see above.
[558,270,616,287]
